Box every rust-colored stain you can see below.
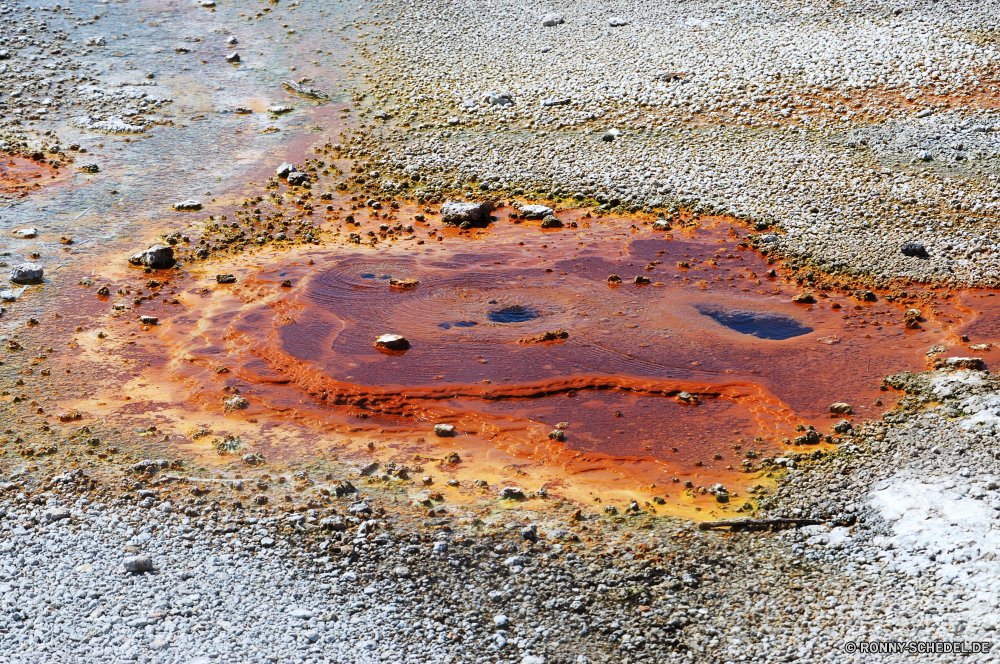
[93,203,997,516]
[0,156,61,196]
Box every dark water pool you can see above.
[488,305,539,323]
[698,307,812,340]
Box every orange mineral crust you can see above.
[149,212,1000,508]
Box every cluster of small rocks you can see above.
[0,0,175,159]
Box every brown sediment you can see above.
[0,156,62,196]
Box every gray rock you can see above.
[12,227,37,238]
[129,245,174,269]
[602,128,621,142]
[541,13,563,26]
[225,52,240,63]
[139,315,158,325]
[9,263,43,284]
[275,162,295,178]
[519,204,553,219]
[542,98,571,107]
[499,486,525,499]
[123,555,153,573]
[43,507,71,523]
[440,200,495,227]
[172,200,203,211]
[608,17,629,26]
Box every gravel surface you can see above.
[342,0,1000,288]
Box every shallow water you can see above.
[157,209,992,476]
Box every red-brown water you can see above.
[160,209,995,485]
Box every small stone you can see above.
[829,402,853,415]
[223,395,249,411]
[43,507,71,522]
[434,423,456,437]
[242,453,265,466]
[652,219,671,231]
[139,316,158,326]
[901,242,928,258]
[123,555,153,573]
[608,17,629,26]
[79,163,100,173]
[541,12,563,26]
[275,162,295,178]
[12,227,37,238]
[225,52,240,63]
[375,333,410,351]
[286,171,309,186]
[440,200,495,227]
[499,486,524,499]
[10,263,43,284]
[602,128,621,142]
[832,419,853,434]
[519,204,553,220]
[233,106,252,115]
[216,274,237,284]
[129,245,174,269]
[792,292,815,304]
[172,200,203,211]
[520,524,538,541]
[548,429,566,441]
[540,215,562,228]
[494,614,510,627]
[935,357,985,371]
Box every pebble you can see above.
[433,423,456,437]
[129,245,174,269]
[172,200,203,211]
[374,333,410,350]
[9,263,43,284]
[122,555,153,574]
